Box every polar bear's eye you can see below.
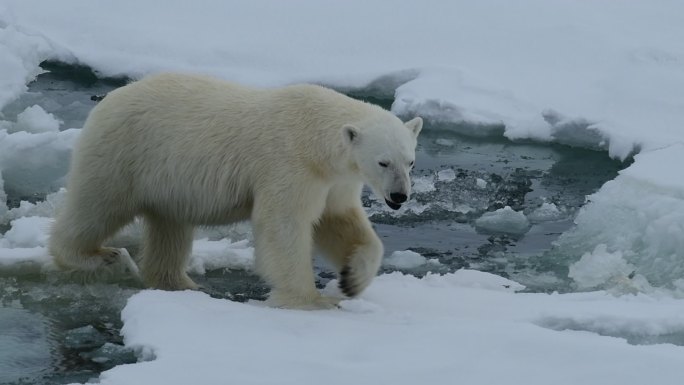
[409,161,415,168]
[378,162,389,168]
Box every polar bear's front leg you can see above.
[315,207,383,298]
[252,191,337,310]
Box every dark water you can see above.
[0,62,626,384]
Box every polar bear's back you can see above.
[69,73,377,224]
[82,73,371,152]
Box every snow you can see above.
[0,12,60,109]
[87,271,684,385]
[619,144,684,193]
[475,206,530,236]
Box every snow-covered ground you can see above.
[1,1,684,384]
[108,272,683,385]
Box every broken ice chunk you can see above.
[475,206,530,235]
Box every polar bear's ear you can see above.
[405,117,423,138]
[343,124,360,145]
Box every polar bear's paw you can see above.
[338,253,380,298]
[53,247,140,284]
[339,266,364,298]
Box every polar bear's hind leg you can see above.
[139,214,197,290]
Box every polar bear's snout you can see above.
[389,192,407,203]
[385,191,408,210]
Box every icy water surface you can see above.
[1,63,629,384]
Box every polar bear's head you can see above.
[344,116,423,210]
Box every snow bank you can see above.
[102,271,684,385]
[0,7,58,109]
[1,0,683,158]
[556,144,684,291]
[0,0,682,207]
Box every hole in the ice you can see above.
[535,316,684,346]
[39,60,130,88]
[333,68,419,109]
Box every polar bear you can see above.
[49,73,422,309]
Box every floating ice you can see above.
[64,325,107,350]
[80,343,136,365]
[0,174,7,221]
[568,245,637,290]
[411,175,435,193]
[187,238,254,274]
[12,105,62,133]
[527,202,564,222]
[434,138,455,147]
[383,250,440,270]
[3,188,66,222]
[2,216,51,248]
[436,168,456,182]
[0,245,50,266]
[555,145,684,290]
[0,126,79,198]
[475,206,530,235]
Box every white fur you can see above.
[49,73,422,309]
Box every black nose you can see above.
[390,192,407,203]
